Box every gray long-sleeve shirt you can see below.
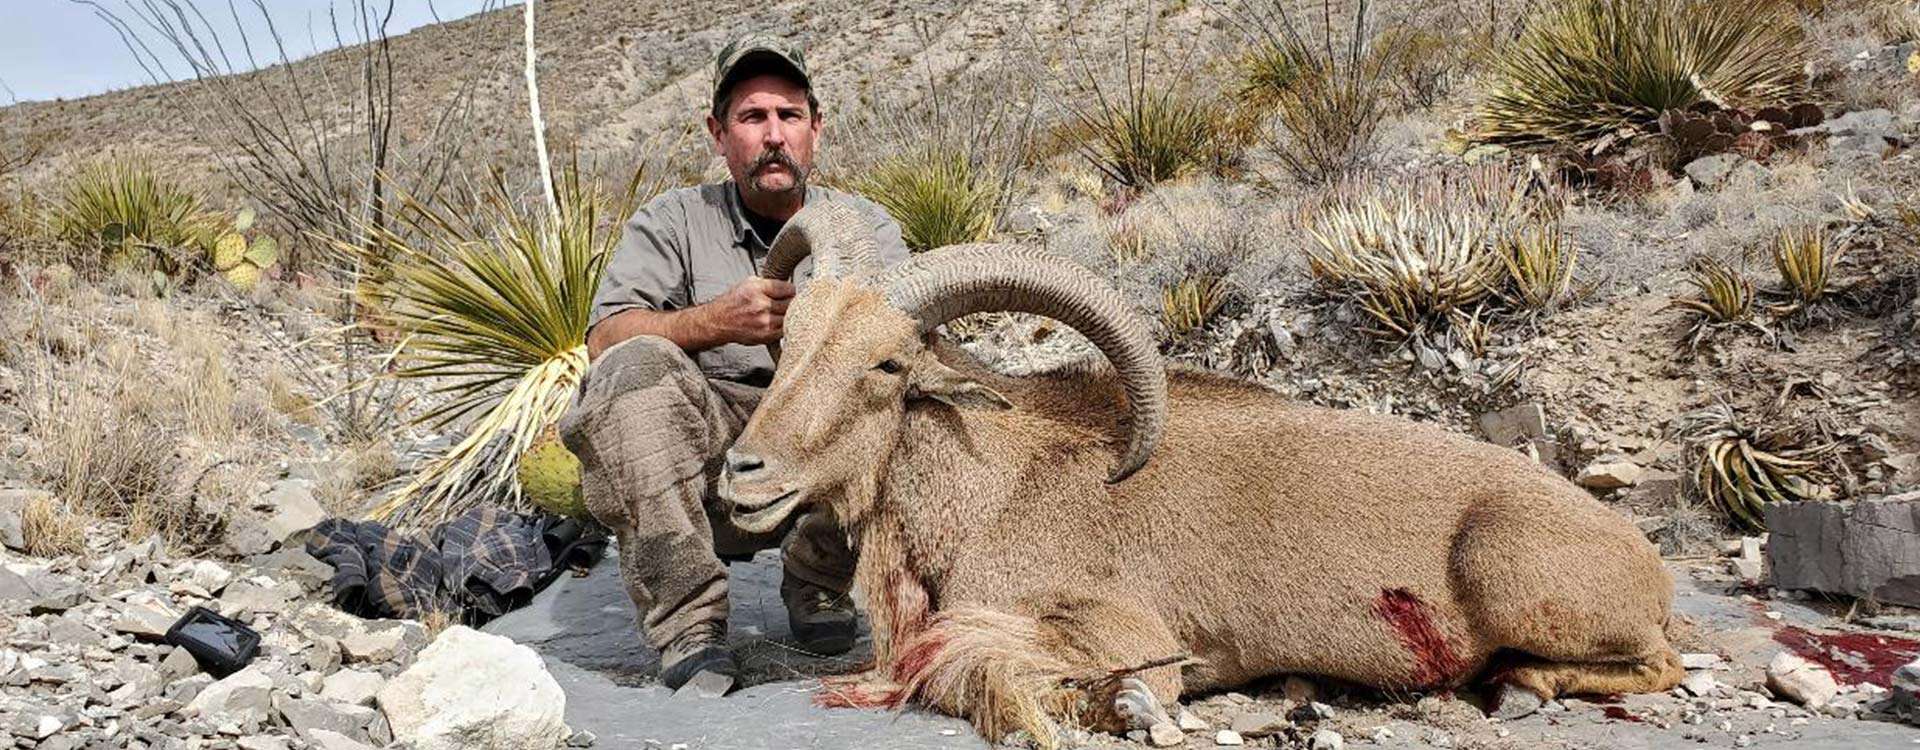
[588,182,910,386]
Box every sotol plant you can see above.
[52,158,218,276]
[1478,0,1810,145]
[856,146,1001,252]
[363,165,644,526]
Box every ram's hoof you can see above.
[1489,683,1544,720]
[1113,677,1174,729]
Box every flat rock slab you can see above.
[1768,493,1920,608]
[484,550,984,750]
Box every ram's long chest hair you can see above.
[851,505,935,670]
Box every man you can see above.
[558,34,909,691]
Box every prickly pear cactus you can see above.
[518,424,587,519]
[207,208,280,291]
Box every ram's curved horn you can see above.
[879,244,1166,483]
[759,200,881,283]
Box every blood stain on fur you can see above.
[1373,588,1466,685]
[1771,626,1920,686]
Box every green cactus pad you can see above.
[212,233,247,271]
[518,426,587,518]
[244,235,278,269]
[223,261,263,291]
[233,207,256,233]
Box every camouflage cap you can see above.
[712,33,811,110]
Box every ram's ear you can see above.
[906,359,1012,410]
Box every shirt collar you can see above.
[724,181,818,248]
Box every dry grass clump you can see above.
[1769,224,1843,307]
[838,77,1030,252]
[1478,0,1811,145]
[1303,165,1570,341]
[21,494,88,558]
[1676,403,1836,531]
[1068,78,1223,191]
[52,157,219,277]
[316,440,402,515]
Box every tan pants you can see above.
[558,335,855,653]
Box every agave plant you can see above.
[1479,0,1810,145]
[1769,224,1842,308]
[362,166,642,526]
[1676,403,1835,531]
[1669,256,1760,349]
[1498,220,1578,312]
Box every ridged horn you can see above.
[878,244,1167,483]
[759,200,881,282]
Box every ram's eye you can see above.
[875,359,903,374]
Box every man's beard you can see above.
[747,149,808,196]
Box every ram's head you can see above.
[719,202,1166,533]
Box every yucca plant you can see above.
[855,146,1001,252]
[1769,224,1841,307]
[1067,21,1222,191]
[52,158,219,276]
[1236,0,1393,185]
[1670,255,1758,348]
[363,165,642,526]
[1498,220,1578,311]
[1676,404,1835,531]
[1479,0,1810,145]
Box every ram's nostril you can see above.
[725,448,766,476]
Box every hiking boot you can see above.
[782,578,858,656]
[658,620,737,692]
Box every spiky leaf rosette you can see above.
[362,166,636,527]
[1478,0,1810,145]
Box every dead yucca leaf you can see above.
[1498,221,1578,311]
[1160,274,1229,337]
[1677,404,1835,531]
[1769,224,1841,307]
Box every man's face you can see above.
[708,73,821,202]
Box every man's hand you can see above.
[702,277,795,346]
[585,277,795,360]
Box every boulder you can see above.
[1766,492,1920,607]
[226,479,325,555]
[377,626,568,750]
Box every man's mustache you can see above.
[750,150,801,176]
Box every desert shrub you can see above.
[1303,165,1569,341]
[51,158,219,276]
[1232,0,1396,184]
[1479,0,1811,145]
[1056,180,1281,341]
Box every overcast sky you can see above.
[0,0,500,104]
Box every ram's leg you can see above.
[1489,649,1685,719]
[885,596,1185,747]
